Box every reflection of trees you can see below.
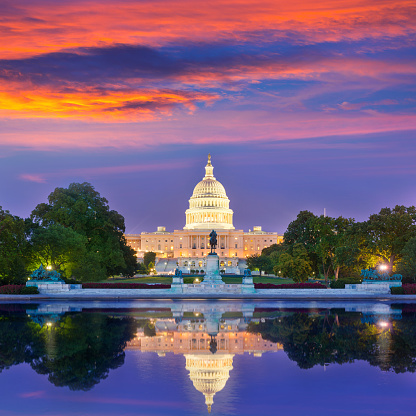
[0,313,44,373]
[248,310,416,372]
[0,311,137,390]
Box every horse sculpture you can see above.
[360,268,402,281]
[30,264,63,282]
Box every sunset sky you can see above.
[1,0,415,233]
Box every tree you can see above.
[0,207,28,284]
[30,182,136,278]
[273,243,313,282]
[311,215,355,282]
[143,251,156,268]
[396,237,416,281]
[29,224,87,278]
[283,211,320,274]
[361,205,416,270]
[147,261,155,274]
[246,254,272,275]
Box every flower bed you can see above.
[82,283,171,289]
[403,284,416,294]
[254,282,327,289]
[0,285,39,294]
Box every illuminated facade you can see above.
[125,155,282,274]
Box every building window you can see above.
[220,261,225,267]
[180,244,182,248]
[235,243,238,248]
[235,252,237,256]
[199,261,203,267]
[201,244,205,249]
[158,244,161,250]
[184,261,188,266]
[228,261,232,266]
[192,244,196,249]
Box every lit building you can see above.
[125,154,282,274]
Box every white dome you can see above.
[184,155,234,230]
[192,178,227,199]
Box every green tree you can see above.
[246,254,272,275]
[284,211,319,274]
[273,243,313,282]
[361,205,416,270]
[143,251,156,269]
[311,215,355,282]
[29,224,87,278]
[30,182,136,279]
[0,207,28,284]
[396,236,416,281]
[147,261,155,274]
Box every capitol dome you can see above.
[184,155,234,230]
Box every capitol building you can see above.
[126,155,282,274]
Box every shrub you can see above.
[82,283,170,289]
[0,285,39,294]
[62,277,82,285]
[254,282,327,289]
[183,277,204,284]
[391,286,404,295]
[330,277,362,289]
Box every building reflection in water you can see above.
[127,312,282,413]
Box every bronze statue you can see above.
[209,230,217,254]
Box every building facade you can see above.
[125,155,282,274]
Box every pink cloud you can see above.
[19,390,46,398]
[19,174,47,183]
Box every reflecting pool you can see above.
[1,300,416,415]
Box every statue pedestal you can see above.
[201,254,224,285]
[241,273,255,294]
[171,276,184,293]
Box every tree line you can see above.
[0,182,137,284]
[246,206,416,283]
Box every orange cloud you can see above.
[0,80,218,121]
[1,0,415,59]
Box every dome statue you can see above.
[185,354,234,413]
[184,154,234,230]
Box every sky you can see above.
[0,0,415,234]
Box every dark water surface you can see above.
[0,300,415,416]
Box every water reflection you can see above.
[0,301,415,414]
[126,307,281,412]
